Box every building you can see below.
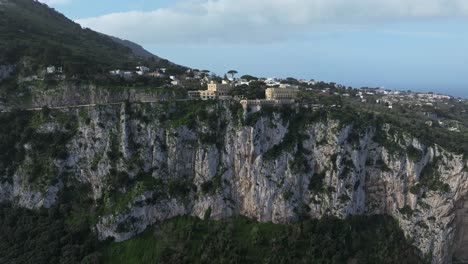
[171,79,181,86]
[136,66,150,75]
[265,78,280,87]
[188,91,201,100]
[189,81,233,100]
[265,87,299,100]
[239,86,298,111]
[46,66,63,74]
[110,69,123,76]
[207,81,232,96]
[200,90,217,100]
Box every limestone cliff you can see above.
[0,101,467,263]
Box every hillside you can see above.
[0,0,181,75]
[109,36,163,62]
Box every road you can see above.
[0,99,192,113]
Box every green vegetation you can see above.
[168,178,195,198]
[407,146,423,161]
[349,99,468,156]
[263,106,323,160]
[243,111,263,127]
[290,151,311,174]
[229,101,244,127]
[0,204,100,264]
[338,194,351,203]
[240,75,258,81]
[419,159,451,193]
[399,205,414,217]
[409,184,422,195]
[200,171,223,196]
[101,171,167,215]
[102,215,424,264]
[0,111,31,182]
[372,123,404,155]
[163,101,217,129]
[282,190,294,201]
[230,81,266,99]
[308,171,326,193]
[0,109,77,185]
[0,0,177,76]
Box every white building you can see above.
[136,66,150,75]
[171,80,181,86]
[46,66,63,74]
[265,78,280,87]
[110,69,123,76]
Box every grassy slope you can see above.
[0,0,130,67]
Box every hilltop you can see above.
[0,0,183,76]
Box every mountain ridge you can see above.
[0,0,184,74]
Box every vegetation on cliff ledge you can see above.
[102,215,424,264]
[0,203,425,264]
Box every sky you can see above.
[39,0,468,98]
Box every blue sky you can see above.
[41,0,468,98]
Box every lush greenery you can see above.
[263,106,323,161]
[0,203,424,264]
[0,204,100,264]
[419,158,451,193]
[229,81,267,99]
[0,109,77,185]
[102,215,424,264]
[0,110,31,181]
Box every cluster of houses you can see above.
[109,67,209,86]
[107,66,306,105]
[109,66,151,78]
[366,89,454,108]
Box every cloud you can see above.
[76,0,468,44]
[378,30,451,38]
[38,0,72,5]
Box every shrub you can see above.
[407,146,422,161]
[308,172,326,193]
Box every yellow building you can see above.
[200,90,217,100]
[190,81,233,100]
[207,81,232,96]
[265,87,299,100]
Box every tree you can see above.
[240,75,258,81]
[227,70,238,79]
[201,70,210,78]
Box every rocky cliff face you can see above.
[1,78,180,110]
[0,101,467,264]
[29,82,177,108]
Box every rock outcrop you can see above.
[0,64,15,82]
